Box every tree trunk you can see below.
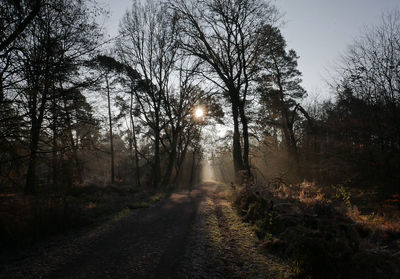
[189,149,197,188]
[238,101,251,176]
[231,101,243,174]
[51,94,58,185]
[106,76,115,184]
[0,76,3,104]
[288,124,298,161]
[25,87,46,194]
[172,135,189,185]
[64,97,82,184]
[276,72,298,164]
[153,112,161,188]
[281,108,298,163]
[25,123,39,194]
[162,127,179,187]
[130,92,141,187]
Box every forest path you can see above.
[2,182,292,279]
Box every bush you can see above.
[230,182,387,279]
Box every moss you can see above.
[127,201,150,209]
[149,192,166,203]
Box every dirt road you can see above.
[1,182,292,279]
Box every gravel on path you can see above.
[1,182,293,279]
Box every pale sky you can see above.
[100,0,400,101]
[274,0,400,100]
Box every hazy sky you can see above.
[100,0,400,100]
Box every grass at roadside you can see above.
[0,184,167,258]
[127,192,167,209]
[193,182,294,278]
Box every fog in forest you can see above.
[1,1,400,278]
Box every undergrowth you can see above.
[0,184,166,254]
[231,178,400,279]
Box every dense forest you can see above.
[1,0,400,278]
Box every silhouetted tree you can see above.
[170,0,279,177]
[89,55,127,184]
[0,0,41,53]
[257,26,307,163]
[2,0,104,193]
[294,11,400,187]
[339,10,400,151]
[118,0,179,188]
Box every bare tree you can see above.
[340,11,400,106]
[90,55,127,184]
[117,0,179,188]
[169,0,279,177]
[337,10,400,151]
[0,0,42,53]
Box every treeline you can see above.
[1,0,399,195]
[213,10,400,193]
[0,0,220,193]
[303,12,400,189]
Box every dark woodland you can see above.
[1,0,399,278]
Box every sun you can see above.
[194,107,204,118]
